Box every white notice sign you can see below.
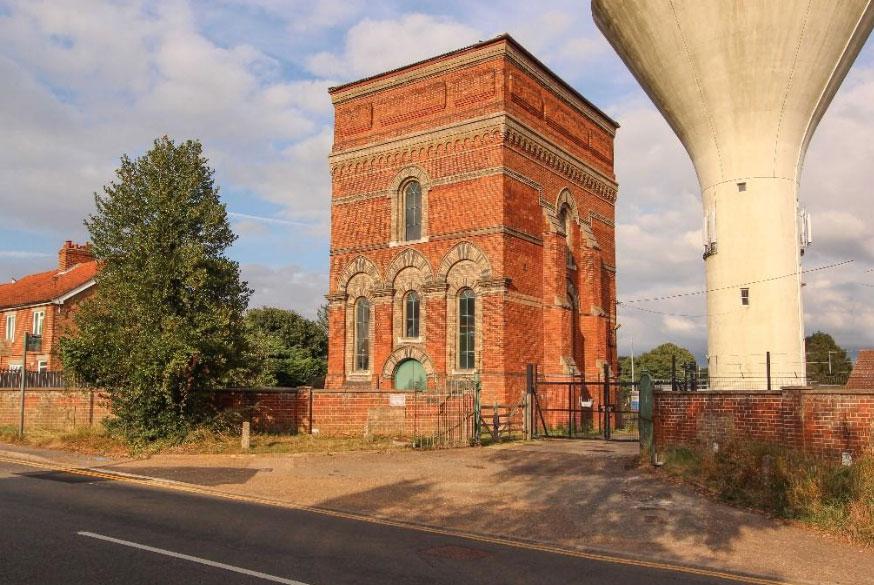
[389,394,406,407]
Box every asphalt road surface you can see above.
[0,459,764,585]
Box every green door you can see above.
[394,359,426,391]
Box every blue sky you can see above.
[1,0,873,360]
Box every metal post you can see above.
[671,355,677,391]
[474,378,481,444]
[525,364,535,440]
[18,332,28,438]
[639,370,654,458]
[567,382,573,438]
[308,388,314,434]
[603,362,611,440]
[766,351,772,391]
[492,401,499,442]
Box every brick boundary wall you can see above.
[654,387,874,459]
[0,388,110,431]
[214,388,475,439]
[4,387,476,441]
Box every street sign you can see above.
[25,334,42,352]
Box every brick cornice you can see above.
[503,118,618,204]
[330,114,618,206]
[329,37,616,132]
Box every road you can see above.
[0,458,766,585]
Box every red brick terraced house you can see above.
[0,242,97,372]
[325,35,620,404]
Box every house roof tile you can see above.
[846,349,874,389]
[0,261,98,310]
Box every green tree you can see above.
[621,342,697,381]
[805,331,852,384]
[62,137,251,443]
[244,307,327,387]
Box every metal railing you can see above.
[0,369,72,389]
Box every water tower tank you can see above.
[593,0,874,383]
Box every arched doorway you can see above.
[394,359,427,391]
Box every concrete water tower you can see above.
[593,1,874,382]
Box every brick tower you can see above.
[325,35,619,403]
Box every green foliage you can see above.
[61,137,251,444]
[664,443,874,545]
[244,307,327,387]
[805,331,853,384]
[620,342,696,381]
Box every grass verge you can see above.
[661,441,874,545]
[0,424,405,458]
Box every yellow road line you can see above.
[0,453,787,585]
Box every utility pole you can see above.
[18,332,28,438]
[630,337,636,383]
[828,350,838,375]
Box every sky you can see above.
[1,0,873,361]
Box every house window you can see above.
[32,310,45,335]
[403,181,422,241]
[404,291,420,338]
[458,289,476,370]
[354,298,370,371]
[4,314,14,341]
[741,288,750,306]
[37,360,48,374]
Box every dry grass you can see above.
[167,429,402,455]
[663,442,874,546]
[0,424,404,458]
[0,424,128,457]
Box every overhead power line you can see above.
[617,259,854,305]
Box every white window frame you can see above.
[37,360,48,373]
[4,313,15,341]
[32,310,45,336]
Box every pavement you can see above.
[1,439,872,585]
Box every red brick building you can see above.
[325,35,619,403]
[0,242,97,372]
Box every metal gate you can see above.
[529,364,639,441]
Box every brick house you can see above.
[325,35,619,403]
[0,242,97,372]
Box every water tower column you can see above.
[704,178,805,381]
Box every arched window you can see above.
[567,282,579,362]
[559,204,575,269]
[354,297,370,371]
[458,289,475,370]
[404,181,422,241]
[404,291,420,338]
[559,204,574,244]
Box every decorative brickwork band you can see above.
[437,241,492,280]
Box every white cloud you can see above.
[0,0,329,239]
[0,251,52,258]
[306,13,481,79]
[243,263,328,317]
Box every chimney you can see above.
[58,241,93,271]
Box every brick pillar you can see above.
[325,294,346,389]
[423,278,448,379]
[479,277,509,403]
[780,386,807,451]
[371,286,395,389]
